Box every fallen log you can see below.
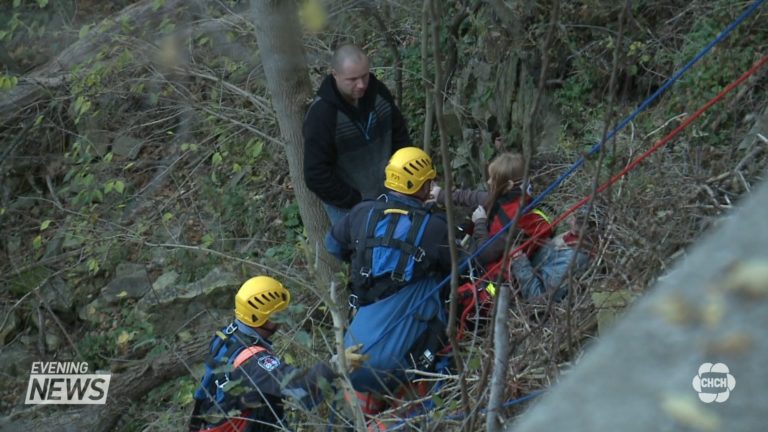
[0,0,186,124]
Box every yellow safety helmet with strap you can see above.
[384,147,436,194]
[234,276,291,327]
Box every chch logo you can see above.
[692,362,735,403]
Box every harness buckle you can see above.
[391,271,405,283]
[214,375,230,390]
[224,322,237,335]
[348,294,360,309]
[360,267,371,278]
[413,247,426,262]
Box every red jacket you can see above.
[488,191,553,253]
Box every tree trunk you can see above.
[248,1,339,290]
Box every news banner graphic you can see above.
[25,361,111,405]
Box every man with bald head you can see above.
[304,44,411,224]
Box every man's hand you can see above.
[427,183,442,204]
[472,205,487,224]
[344,344,368,370]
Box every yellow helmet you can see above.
[384,147,436,194]
[234,276,291,327]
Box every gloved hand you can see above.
[344,344,368,370]
[471,205,487,224]
[332,344,369,371]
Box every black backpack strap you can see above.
[352,204,431,306]
[390,209,428,282]
[357,204,389,278]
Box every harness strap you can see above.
[359,205,387,276]
[532,208,552,224]
[352,201,431,306]
[392,210,427,282]
[190,329,270,432]
[491,192,551,230]
[233,346,267,368]
[488,190,522,225]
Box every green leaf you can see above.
[247,139,264,159]
[36,0,49,8]
[87,258,100,274]
[33,235,43,249]
[162,212,173,223]
[152,0,166,11]
[431,393,444,408]
[114,180,125,194]
[79,24,92,39]
[211,152,223,166]
[200,234,214,248]
[293,331,311,347]
[0,75,18,91]
[40,220,52,231]
[13,0,21,8]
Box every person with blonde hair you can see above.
[431,152,553,267]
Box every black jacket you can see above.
[192,326,337,432]
[303,74,411,208]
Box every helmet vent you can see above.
[249,297,264,307]
[403,166,413,175]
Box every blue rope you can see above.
[360,0,765,356]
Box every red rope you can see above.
[474,53,768,286]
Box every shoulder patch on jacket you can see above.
[257,354,281,371]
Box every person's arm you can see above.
[280,362,337,408]
[471,218,508,265]
[303,101,362,208]
[434,216,455,274]
[376,81,411,150]
[511,246,591,300]
[433,187,488,208]
[325,211,354,262]
[237,353,337,410]
[510,253,547,299]
[390,103,411,151]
